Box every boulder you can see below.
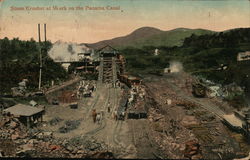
[11,134,19,140]
[9,121,18,129]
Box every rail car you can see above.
[117,89,129,120]
[118,74,142,88]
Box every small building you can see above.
[154,48,159,56]
[127,100,147,119]
[3,104,45,128]
[237,51,250,61]
[222,114,243,132]
[97,45,119,57]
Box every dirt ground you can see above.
[35,73,250,159]
[40,84,137,158]
[144,73,248,159]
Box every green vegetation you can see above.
[119,28,214,49]
[90,27,214,49]
[121,28,250,90]
[0,37,68,94]
[121,46,171,75]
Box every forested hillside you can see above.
[121,28,250,90]
[0,38,68,94]
[88,27,213,49]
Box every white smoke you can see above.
[169,61,183,73]
[48,40,90,62]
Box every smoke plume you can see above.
[48,41,90,62]
[169,61,183,73]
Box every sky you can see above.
[0,0,249,43]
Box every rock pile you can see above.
[0,114,113,158]
[148,107,198,159]
[63,136,108,152]
[0,114,28,140]
[49,117,63,126]
[184,140,203,159]
[58,119,81,133]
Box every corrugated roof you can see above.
[223,114,242,127]
[3,104,44,117]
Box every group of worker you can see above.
[128,85,146,106]
[91,102,126,123]
[77,80,96,99]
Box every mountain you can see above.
[87,27,215,49]
[87,27,163,49]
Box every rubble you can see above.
[11,79,28,97]
[65,136,108,152]
[184,140,203,159]
[0,114,113,158]
[58,119,81,133]
[181,116,199,127]
[144,74,243,159]
[49,117,63,126]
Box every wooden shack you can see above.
[3,104,45,128]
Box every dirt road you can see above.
[42,83,137,158]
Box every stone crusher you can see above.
[103,56,114,84]
[97,45,121,87]
[98,57,104,84]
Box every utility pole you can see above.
[38,23,47,90]
[208,11,211,30]
[249,0,250,28]
[44,23,47,42]
[38,23,42,90]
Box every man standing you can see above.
[113,110,118,121]
[121,111,125,120]
[96,113,101,124]
[107,102,111,113]
[92,109,97,123]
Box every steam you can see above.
[67,44,75,55]
[48,41,90,62]
[169,61,183,73]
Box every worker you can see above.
[100,109,104,117]
[96,113,101,124]
[107,102,111,113]
[121,111,125,120]
[113,110,118,121]
[92,109,97,123]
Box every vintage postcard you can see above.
[0,0,250,159]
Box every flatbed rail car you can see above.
[127,100,147,119]
[117,89,129,120]
[118,74,142,88]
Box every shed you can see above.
[3,104,45,128]
[97,45,119,57]
[222,114,243,132]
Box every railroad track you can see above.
[112,120,123,146]
[166,80,225,119]
[85,83,107,116]
[85,93,100,116]
[111,87,126,147]
[83,86,111,137]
